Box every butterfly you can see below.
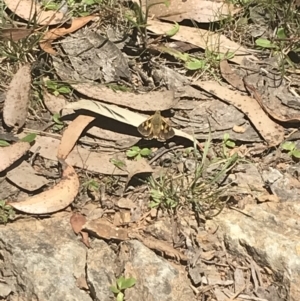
[137,110,175,142]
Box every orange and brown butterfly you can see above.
[137,110,175,142]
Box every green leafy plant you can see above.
[281,141,300,159]
[110,276,136,301]
[0,200,15,224]
[126,146,152,160]
[222,133,236,157]
[52,113,65,131]
[0,140,10,147]
[45,80,71,96]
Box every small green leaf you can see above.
[117,292,124,301]
[281,141,295,151]
[255,38,277,49]
[53,113,64,125]
[277,27,286,39]
[21,133,36,143]
[57,86,71,94]
[126,150,139,157]
[0,140,10,147]
[185,58,206,70]
[120,277,136,290]
[165,22,179,37]
[135,154,142,160]
[45,80,57,90]
[149,201,159,208]
[223,133,230,142]
[117,276,125,290]
[110,285,120,294]
[110,158,126,169]
[292,150,300,158]
[226,140,235,148]
[131,146,140,152]
[140,148,151,157]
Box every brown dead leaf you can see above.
[76,275,89,290]
[0,141,31,172]
[4,0,66,25]
[57,115,95,160]
[64,82,176,112]
[219,60,246,91]
[29,136,130,175]
[8,164,79,214]
[6,161,49,191]
[128,232,188,262]
[147,19,257,65]
[43,88,67,114]
[0,27,34,41]
[83,218,129,241]
[232,124,246,133]
[70,212,87,234]
[63,99,195,142]
[40,15,97,55]
[144,0,240,23]
[194,81,285,146]
[126,158,153,187]
[3,64,31,129]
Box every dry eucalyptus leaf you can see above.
[60,82,176,112]
[126,158,153,187]
[3,64,31,129]
[0,27,34,41]
[70,212,87,234]
[30,136,130,175]
[147,19,257,65]
[219,60,246,91]
[144,0,240,23]
[4,0,66,25]
[57,115,95,160]
[63,99,195,142]
[195,80,285,146]
[0,141,31,172]
[40,15,97,55]
[6,161,49,191]
[8,164,79,214]
[83,218,129,241]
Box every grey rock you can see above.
[87,240,116,301]
[211,202,300,301]
[119,240,195,301]
[0,214,92,301]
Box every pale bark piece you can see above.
[43,89,67,114]
[83,218,129,241]
[57,115,95,160]
[0,141,31,172]
[3,0,66,25]
[6,161,49,191]
[3,64,31,129]
[144,0,240,23]
[40,15,96,55]
[147,19,257,65]
[63,99,195,142]
[8,164,79,214]
[68,83,177,112]
[219,60,246,91]
[30,136,132,175]
[195,81,285,146]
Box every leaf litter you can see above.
[0,2,297,300]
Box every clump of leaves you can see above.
[126,146,152,160]
[0,200,15,224]
[45,80,71,96]
[52,113,65,131]
[110,276,136,301]
[281,141,300,159]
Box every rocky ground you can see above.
[1,0,300,301]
